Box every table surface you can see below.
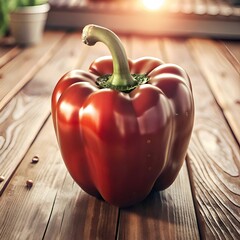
[0,30,239,240]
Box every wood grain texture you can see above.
[118,163,200,240]
[163,38,240,239]
[127,35,165,60]
[0,31,65,111]
[44,168,119,240]
[0,46,22,68]
[189,38,240,145]
[0,117,119,240]
[223,40,240,73]
[225,41,240,62]
[0,118,66,239]
[0,33,86,194]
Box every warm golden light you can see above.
[142,0,164,10]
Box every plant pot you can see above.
[10,3,50,45]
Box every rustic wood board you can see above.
[127,35,166,60]
[223,40,240,73]
[0,46,22,68]
[0,117,119,239]
[0,117,67,239]
[163,37,240,239]
[224,41,240,62]
[117,163,200,240]
[0,33,86,194]
[0,31,65,111]
[44,157,119,239]
[188,38,240,145]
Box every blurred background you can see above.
[47,0,240,39]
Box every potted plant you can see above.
[0,0,17,38]
[9,0,50,45]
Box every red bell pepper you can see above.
[52,25,194,207]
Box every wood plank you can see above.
[0,32,86,194]
[44,159,119,240]
[128,35,165,60]
[163,38,240,239]
[118,163,200,240]
[0,118,67,239]
[0,117,119,240]
[0,31,65,111]
[117,35,200,240]
[0,46,22,68]
[223,40,240,73]
[225,41,240,62]
[0,39,15,58]
[189,38,240,145]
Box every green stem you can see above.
[82,24,136,91]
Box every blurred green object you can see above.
[0,0,18,37]
[17,0,48,7]
[0,0,8,37]
[0,0,48,37]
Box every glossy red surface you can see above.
[51,57,194,207]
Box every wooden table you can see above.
[0,30,239,239]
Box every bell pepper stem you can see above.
[82,24,136,90]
